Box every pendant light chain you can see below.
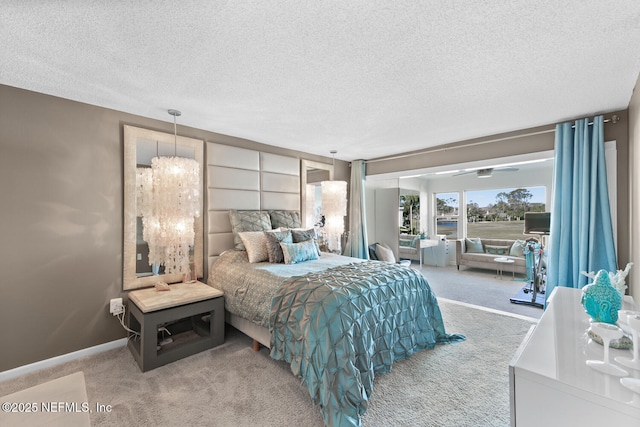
[169,109,181,157]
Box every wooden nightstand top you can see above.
[129,281,223,313]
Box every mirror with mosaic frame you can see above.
[123,125,204,290]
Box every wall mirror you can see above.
[123,125,204,290]
[300,159,333,228]
[400,188,421,235]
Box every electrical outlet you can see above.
[110,298,124,316]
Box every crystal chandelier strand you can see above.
[321,180,347,253]
[150,156,200,218]
[135,109,201,276]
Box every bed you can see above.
[203,147,464,425]
[207,221,465,427]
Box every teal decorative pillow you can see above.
[280,241,319,264]
[290,227,321,256]
[399,238,413,248]
[510,240,525,257]
[465,237,484,253]
[269,211,301,229]
[264,229,293,263]
[485,245,511,256]
[229,210,272,250]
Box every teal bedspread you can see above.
[269,260,465,427]
[208,250,363,327]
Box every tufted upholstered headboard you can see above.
[206,142,301,270]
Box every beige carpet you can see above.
[0,300,536,427]
[415,263,543,319]
[0,371,90,427]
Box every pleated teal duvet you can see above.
[269,261,465,427]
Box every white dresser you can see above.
[509,286,640,426]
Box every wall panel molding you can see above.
[206,143,301,270]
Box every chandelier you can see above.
[136,109,200,275]
[321,150,347,253]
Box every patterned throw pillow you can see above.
[264,229,293,263]
[238,231,269,263]
[280,240,320,264]
[464,237,484,253]
[229,210,272,250]
[269,210,301,229]
[290,227,321,256]
[399,238,414,248]
[485,245,511,256]
[509,240,526,257]
[290,227,316,242]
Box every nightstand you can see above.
[127,281,224,372]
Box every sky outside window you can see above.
[466,187,545,207]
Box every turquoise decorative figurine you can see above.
[581,269,622,324]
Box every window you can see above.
[466,187,546,240]
[400,193,420,234]
[435,192,459,239]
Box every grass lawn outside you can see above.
[438,220,533,240]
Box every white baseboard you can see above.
[0,338,127,383]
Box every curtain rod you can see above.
[571,114,619,128]
[364,114,620,164]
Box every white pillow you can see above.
[239,231,269,263]
[375,244,396,263]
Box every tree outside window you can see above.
[400,194,420,234]
[435,192,459,239]
[466,187,546,239]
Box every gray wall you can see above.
[365,111,632,285]
[1,80,632,370]
[0,84,348,372]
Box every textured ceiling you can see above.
[2,1,640,161]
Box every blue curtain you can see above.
[344,160,369,259]
[546,115,617,302]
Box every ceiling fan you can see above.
[453,167,519,178]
